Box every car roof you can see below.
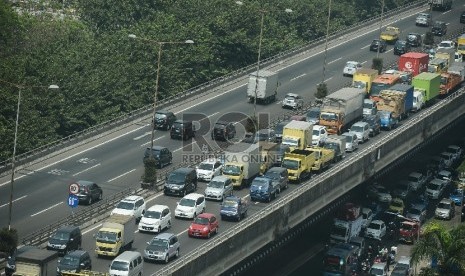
[409,172,422,177]
[122,195,144,202]
[57,225,80,233]
[174,119,191,124]
[76,180,95,186]
[370,220,384,225]
[148,146,166,151]
[371,263,386,269]
[173,167,195,174]
[215,120,230,126]
[182,193,204,200]
[397,256,411,265]
[156,110,173,115]
[147,204,169,212]
[65,250,88,257]
[352,121,368,127]
[267,167,287,173]
[201,158,221,165]
[154,233,176,240]
[196,213,215,219]
[346,61,359,65]
[210,175,230,183]
[285,93,300,98]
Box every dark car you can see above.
[5,246,36,276]
[306,107,321,124]
[170,120,196,140]
[370,39,387,52]
[273,120,290,143]
[56,250,92,275]
[144,146,173,168]
[431,21,447,36]
[153,110,177,130]
[211,121,236,141]
[393,40,411,55]
[164,167,198,196]
[362,114,381,137]
[461,11,465,23]
[406,33,422,47]
[75,180,102,205]
[46,225,82,256]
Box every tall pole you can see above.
[322,0,332,84]
[377,0,385,58]
[150,43,163,159]
[253,10,265,128]
[8,87,21,231]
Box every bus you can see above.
[323,243,359,276]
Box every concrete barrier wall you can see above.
[156,90,465,276]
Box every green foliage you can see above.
[142,157,157,184]
[245,115,258,134]
[0,227,18,255]
[372,57,383,74]
[423,31,435,46]
[315,83,328,99]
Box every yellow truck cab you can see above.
[352,68,379,94]
[306,147,335,173]
[457,34,465,56]
[380,26,400,43]
[282,149,317,182]
[95,214,136,257]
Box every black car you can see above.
[144,146,172,168]
[164,167,198,196]
[75,180,103,205]
[393,40,411,55]
[461,11,465,23]
[211,121,236,141]
[57,250,92,275]
[406,33,422,47]
[170,120,196,140]
[431,21,447,36]
[362,114,381,137]
[273,120,290,143]
[47,225,82,256]
[153,110,177,130]
[369,39,387,52]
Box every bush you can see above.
[315,83,328,99]
[142,157,157,185]
[372,57,383,74]
[0,228,18,255]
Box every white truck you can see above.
[330,216,363,244]
[281,121,313,150]
[431,0,452,11]
[324,136,346,162]
[247,70,278,104]
[12,248,58,276]
[222,142,261,188]
[95,214,136,257]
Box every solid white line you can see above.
[291,73,306,81]
[324,77,334,82]
[72,163,101,176]
[361,45,371,49]
[139,135,166,147]
[82,223,103,235]
[134,132,152,140]
[208,112,219,118]
[107,169,136,183]
[31,202,63,217]
[178,229,188,236]
[0,195,27,208]
[328,57,342,64]
[173,142,195,153]
[0,125,147,187]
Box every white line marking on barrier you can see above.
[107,169,136,183]
[139,136,166,147]
[31,202,63,217]
[73,163,101,176]
[0,195,27,208]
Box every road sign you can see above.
[68,194,79,208]
[69,183,79,195]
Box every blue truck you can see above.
[220,196,249,221]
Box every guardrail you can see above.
[0,0,428,175]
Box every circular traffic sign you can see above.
[69,183,79,195]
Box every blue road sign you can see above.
[68,194,79,208]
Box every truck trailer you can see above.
[246,70,278,104]
[412,72,441,109]
[222,142,261,188]
[398,52,429,77]
[281,121,313,150]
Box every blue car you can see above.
[250,177,279,203]
[449,189,464,206]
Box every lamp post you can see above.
[128,34,194,158]
[322,0,332,84]
[1,81,59,230]
[377,0,385,58]
[235,1,292,129]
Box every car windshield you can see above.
[179,198,195,207]
[214,123,226,129]
[307,110,319,119]
[173,122,183,128]
[370,267,384,275]
[60,255,79,266]
[144,210,161,219]
[155,113,167,119]
[222,165,241,176]
[198,163,214,170]
[110,261,129,272]
[377,186,388,194]
[427,182,441,191]
[437,202,450,209]
[284,96,297,101]
[346,63,357,68]
[378,111,390,119]
[451,190,463,197]
[53,231,70,240]
[167,172,185,184]
[193,217,209,225]
[396,41,406,46]
[264,171,280,180]
[208,180,225,189]
[391,201,402,208]
[408,175,420,182]
[146,149,161,157]
[116,201,135,210]
[408,208,421,215]
[344,135,353,142]
[363,102,373,109]
[252,179,268,188]
[148,239,169,251]
[320,112,338,121]
[282,159,298,170]
[368,223,381,230]
[350,126,363,132]
[439,42,452,48]
[96,231,117,243]
[222,199,238,208]
[312,129,321,136]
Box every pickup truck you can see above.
[307,147,335,173]
[220,196,249,221]
[380,26,400,43]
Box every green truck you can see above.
[282,149,317,182]
[411,72,441,110]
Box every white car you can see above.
[312,125,328,146]
[349,121,370,143]
[439,152,454,168]
[175,193,206,219]
[445,145,463,161]
[282,93,304,109]
[341,132,359,152]
[138,205,171,233]
[365,220,386,240]
[437,40,455,50]
[204,175,233,201]
[196,158,223,182]
[343,61,362,77]
[437,170,452,186]
[361,207,374,229]
[111,195,146,221]
[415,12,432,27]
[368,184,392,203]
[407,172,426,191]
[435,198,455,220]
[425,179,445,199]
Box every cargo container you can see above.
[389,84,414,114]
[222,142,261,188]
[398,52,429,76]
[457,34,465,56]
[412,72,441,108]
[369,74,401,101]
[352,68,379,93]
[281,121,313,150]
[247,70,278,104]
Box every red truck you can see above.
[398,52,429,77]
[439,72,463,96]
[399,220,421,244]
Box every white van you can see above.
[109,251,143,276]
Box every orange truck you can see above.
[439,72,463,96]
[369,74,401,102]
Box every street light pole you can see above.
[322,0,332,84]
[252,10,266,128]
[377,0,385,58]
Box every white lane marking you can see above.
[0,195,27,208]
[324,77,334,82]
[386,48,393,53]
[208,112,219,118]
[362,61,368,64]
[107,169,136,183]
[73,163,101,176]
[442,10,452,15]
[178,228,188,236]
[291,73,306,81]
[139,135,166,147]
[134,132,152,140]
[83,223,103,235]
[173,142,194,153]
[361,44,371,49]
[0,125,147,187]
[328,57,342,64]
[30,202,63,217]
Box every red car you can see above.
[188,213,219,239]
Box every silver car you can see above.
[342,132,359,152]
[204,176,233,201]
[144,233,180,263]
[282,93,304,109]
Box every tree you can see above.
[0,227,18,255]
[315,82,328,99]
[411,222,465,275]
[245,114,258,134]
[372,57,383,74]
[141,157,157,189]
[423,31,435,47]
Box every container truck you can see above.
[94,214,136,257]
[282,149,317,182]
[281,121,313,150]
[330,204,363,244]
[398,52,429,77]
[439,72,463,96]
[12,248,58,276]
[352,68,378,93]
[324,136,346,162]
[376,90,409,122]
[222,142,261,188]
[431,0,452,11]
[319,87,364,135]
[246,70,278,104]
[363,98,377,116]
[369,74,401,101]
[389,83,414,115]
[435,48,455,67]
[412,72,441,109]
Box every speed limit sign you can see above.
[69,183,79,195]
